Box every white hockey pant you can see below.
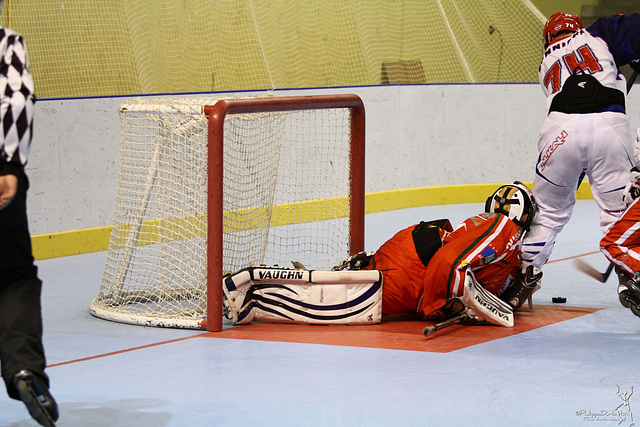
[523,112,632,268]
[223,266,383,325]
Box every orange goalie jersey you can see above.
[369,212,524,318]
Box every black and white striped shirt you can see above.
[0,27,34,172]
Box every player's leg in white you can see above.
[587,114,632,233]
[522,177,576,269]
[522,117,582,269]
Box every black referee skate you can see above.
[13,370,59,427]
[616,268,640,318]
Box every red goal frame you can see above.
[201,94,366,331]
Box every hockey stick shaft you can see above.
[603,263,614,281]
[573,259,614,283]
[422,313,468,337]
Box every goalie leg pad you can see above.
[460,267,514,327]
[224,266,383,325]
[223,269,258,325]
[253,269,383,325]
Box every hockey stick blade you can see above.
[573,259,613,283]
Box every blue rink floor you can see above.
[2,199,640,427]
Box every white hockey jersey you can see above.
[0,27,34,169]
[539,14,640,112]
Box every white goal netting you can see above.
[90,95,362,329]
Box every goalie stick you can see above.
[422,267,514,337]
[422,312,469,337]
[573,259,614,283]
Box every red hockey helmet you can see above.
[543,12,583,48]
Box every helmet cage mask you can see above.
[484,182,537,230]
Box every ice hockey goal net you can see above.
[90,94,365,331]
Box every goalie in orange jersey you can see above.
[361,181,539,321]
[223,182,539,328]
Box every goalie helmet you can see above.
[485,182,537,230]
[543,12,583,48]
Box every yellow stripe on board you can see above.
[223,196,350,231]
[31,226,113,261]
[31,182,592,260]
[107,197,350,248]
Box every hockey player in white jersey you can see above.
[521,13,640,286]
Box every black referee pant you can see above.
[0,171,48,400]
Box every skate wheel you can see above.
[620,292,632,309]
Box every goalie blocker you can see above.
[459,265,514,327]
[223,266,383,325]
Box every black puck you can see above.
[552,297,567,303]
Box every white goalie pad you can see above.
[223,266,383,325]
[459,267,514,327]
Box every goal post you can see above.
[203,95,365,331]
[90,94,366,332]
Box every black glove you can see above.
[332,251,375,270]
[500,265,542,309]
[624,166,640,205]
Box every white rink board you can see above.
[27,83,640,235]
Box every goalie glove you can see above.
[500,265,542,309]
[623,166,640,206]
[439,297,482,325]
[332,251,375,271]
